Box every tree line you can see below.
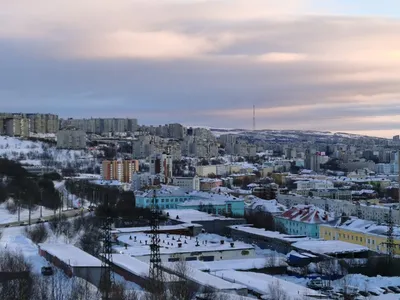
[0,158,62,210]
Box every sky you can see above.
[1,0,400,138]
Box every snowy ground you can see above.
[0,201,56,224]
[0,226,48,273]
[0,136,98,169]
[275,273,400,298]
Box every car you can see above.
[41,266,54,276]
[4,224,10,228]
[19,222,27,226]
[36,218,44,223]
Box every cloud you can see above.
[0,0,399,137]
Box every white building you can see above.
[56,128,86,149]
[196,165,217,177]
[150,153,173,183]
[172,176,200,191]
[277,193,400,224]
[296,180,334,190]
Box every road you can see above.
[0,208,89,228]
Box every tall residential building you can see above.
[61,118,138,134]
[101,160,139,183]
[27,113,59,133]
[4,117,30,137]
[56,128,86,149]
[150,153,173,184]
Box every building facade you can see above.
[275,205,336,238]
[172,176,200,191]
[320,217,400,255]
[101,160,139,183]
[56,129,86,149]
[150,153,173,183]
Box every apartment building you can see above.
[320,217,400,255]
[61,118,138,134]
[101,160,139,183]
[4,117,30,137]
[277,193,400,224]
[0,112,58,137]
[275,205,336,238]
[27,113,59,133]
[150,153,173,184]
[56,128,86,149]
[172,176,200,191]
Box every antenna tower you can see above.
[385,207,395,264]
[252,105,256,131]
[100,193,115,300]
[149,189,163,294]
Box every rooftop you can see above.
[278,204,336,224]
[213,270,323,298]
[114,233,254,257]
[323,217,400,238]
[110,254,177,281]
[163,209,235,222]
[39,243,102,267]
[186,257,287,271]
[230,225,313,243]
[292,240,369,255]
[162,263,246,291]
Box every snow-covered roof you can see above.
[278,205,336,224]
[245,196,286,214]
[112,223,202,235]
[39,244,102,267]
[292,240,369,255]
[351,189,377,195]
[162,263,246,291]
[163,209,235,222]
[325,217,400,238]
[213,270,323,298]
[186,257,287,271]
[110,254,177,281]
[115,233,254,257]
[230,225,313,243]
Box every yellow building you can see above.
[320,218,400,255]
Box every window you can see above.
[168,257,180,262]
[360,237,363,242]
[185,257,197,261]
[351,236,354,240]
[356,236,358,241]
[367,239,370,244]
[372,240,375,245]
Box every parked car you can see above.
[19,222,27,226]
[41,266,54,276]
[36,218,44,223]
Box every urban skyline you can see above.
[1,1,400,138]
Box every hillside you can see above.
[0,136,97,171]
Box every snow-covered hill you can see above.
[202,127,385,140]
[0,136,97,170]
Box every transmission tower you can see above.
[384,207,395,264]
[149,189,163,293]
[100,193,115,300]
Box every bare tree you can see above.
[0,249,33,300]
[24,223,49,244]
[265,251,278,268]
[168,257,199,300]
[266,279,290,300]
